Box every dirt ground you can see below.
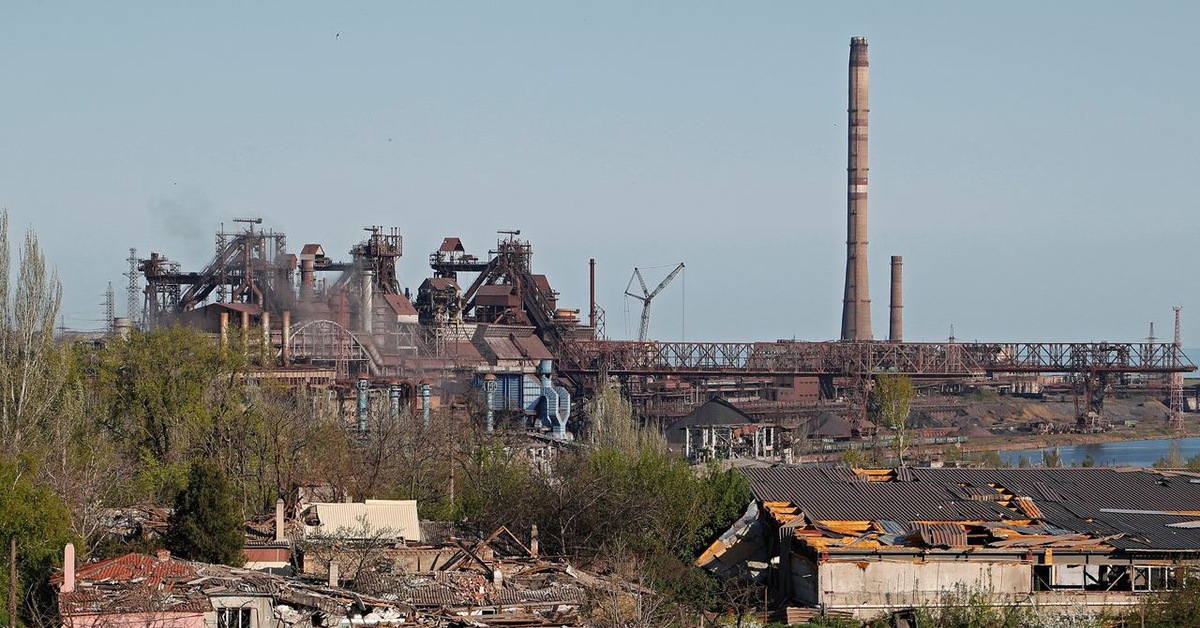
[942,394,1193,453]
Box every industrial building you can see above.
[699,465,1200,619]
[118,37,1194,441]
[129,225,585,437]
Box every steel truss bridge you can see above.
[558,340,1195,378]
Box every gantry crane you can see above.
[624,263,685,342]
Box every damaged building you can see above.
[699,465,1200,619]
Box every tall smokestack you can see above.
[889,255,903,342]
[840,36,872,341]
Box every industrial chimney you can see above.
[840,36,872,341]
[889,255,903,342]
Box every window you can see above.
[1132,566,1181,592]
[217,607,252,628]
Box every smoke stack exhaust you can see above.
[889,256,903,342]
[840,36,872,341]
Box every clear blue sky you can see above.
[2,2,1196,343]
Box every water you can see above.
[998,436,1200,468]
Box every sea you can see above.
[998,436,1200,468]
[993,347,1199,467]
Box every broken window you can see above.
[217,607,252,628]
[1132,566,1180,592]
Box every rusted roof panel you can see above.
[381,294,418,317]
[438,237,465,253]
[911,522,967,547]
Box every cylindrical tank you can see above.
[482,373,497,433]
[355,376,370,433]
[419,379,432,428]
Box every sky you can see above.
[1,2,1197,343]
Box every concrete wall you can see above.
[818,559,1030,617]
[65,611,206,628]
[208,595,275,628]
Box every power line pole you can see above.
[8,537,15,628]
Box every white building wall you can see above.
[818,559,1030,617]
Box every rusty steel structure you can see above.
[558,340,1194,379]
[122,39,1196,438]
[841,36,872,341]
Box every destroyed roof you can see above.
[741,466,1200,554]
[422,277,461,292]
[304,499,422,542]
[58,552,406,621]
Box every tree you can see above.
[874,373,915,466]
[1131,574,1200,628]
[164,460,245,566]
[0,458,78,627]
[95,326,245,501]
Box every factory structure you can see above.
[119,38,1194,442]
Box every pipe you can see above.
[63,543,75,593]
[241,309,250,346]
[840,36,872,341]
[281,310,291,366]
[420,380,432,428]
[300,258,315,300]
[219,312,229,346]
[589,258,596,329]
[261,311,270,363]
[274,499,285,543]
[889,255,903,342]
[362,269,374,335]
[356,377,369,433]
[389,382,402,420]
[483,374,497,433]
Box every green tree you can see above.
[95,326,246,500]
[1131,575,1200,627]
[0,458,78,627]
[0,210,73,457]
[164,460,245,566]
[873,373,915,466]
[1042,448,1063,468]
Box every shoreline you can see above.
[961,429,1197,454]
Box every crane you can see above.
[624,263,685,342]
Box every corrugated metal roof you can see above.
[911,522,968,547]
[307,500,421,542]
[743,466,1200,554]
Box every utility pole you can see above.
[8,537,16,628]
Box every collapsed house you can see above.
[54,546,409,627]
[699,466,1200,619]
[353,526,592,627]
